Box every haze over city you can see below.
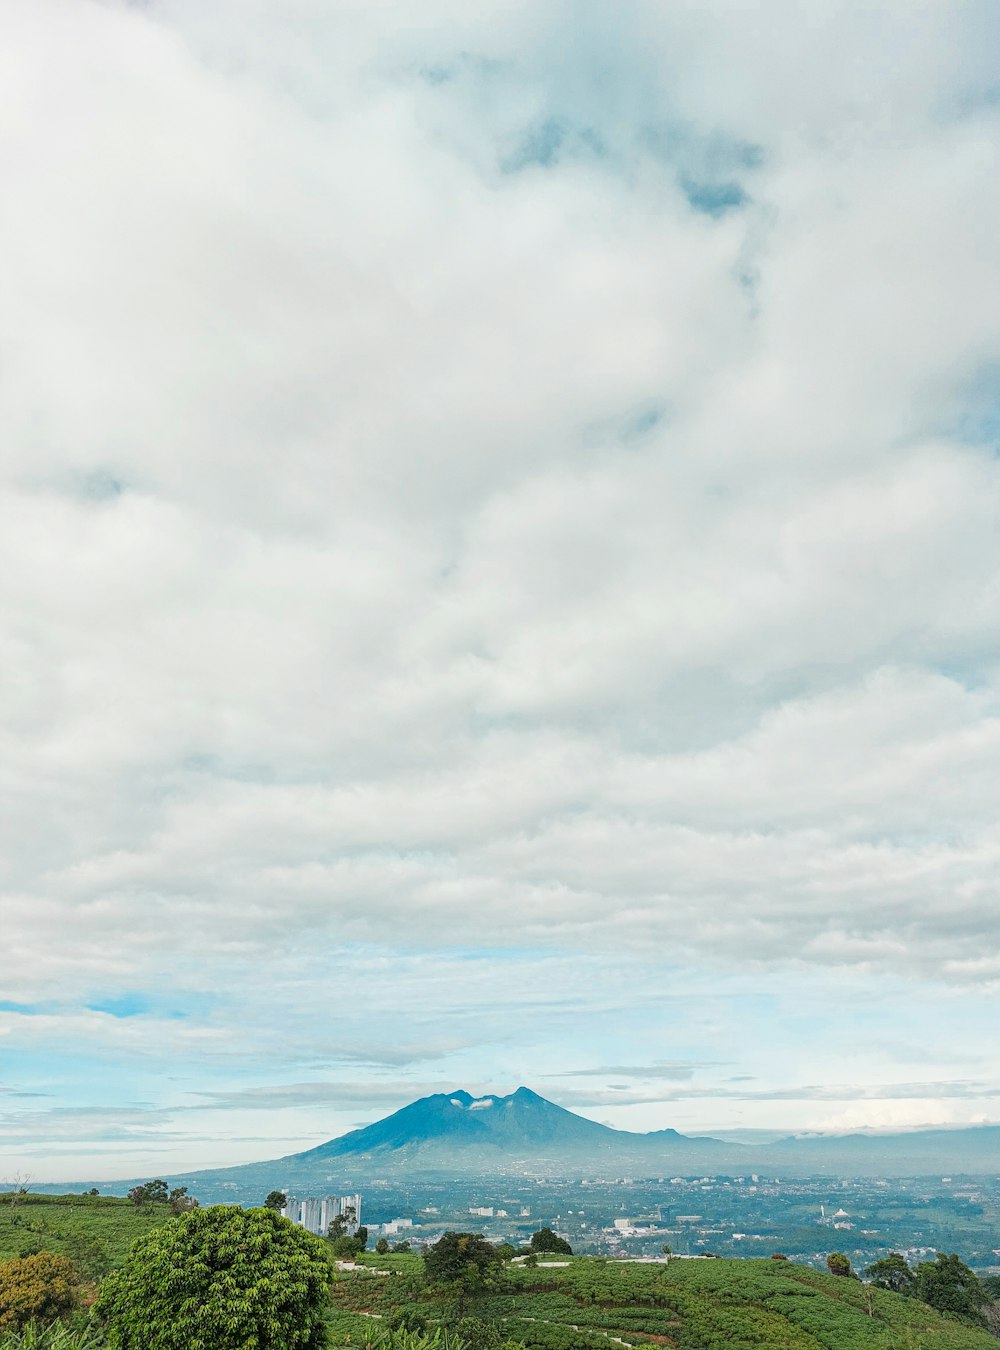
[3,0,1000,1181]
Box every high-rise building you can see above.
[282,1192,362,1236]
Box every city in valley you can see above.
[230,1172,1000,1277]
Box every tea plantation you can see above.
[329,1252,1000,1350]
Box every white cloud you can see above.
[1,0,999,1171]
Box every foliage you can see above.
[353,1327,525,1350]
[125,1182,167,1212]
[824,1252,852,1278]
[913,1251,989,1327]
[528,1230,572,1256]
[0,1323,105,1350]
[95,1204,333,1349]
[330,1248,1000,1349]
[331,1235,368,1260]
[0,1256,79,1332]
[165,1189,196,1218]
[263,1192,285,1212]
[0,1197,166,1275]
[375,1239,390,1255]
[423,1233,501,1290]
[864,1251,915,1294]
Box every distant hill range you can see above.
[140,1086,1000,1202]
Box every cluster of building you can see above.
[281,1192,362,1236]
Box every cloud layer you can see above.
[2,0,1000,1175]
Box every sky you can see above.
[2,0,1000,1182]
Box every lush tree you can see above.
[127,1179,169,1211]
[168,1186,198,1216]
[0,1252,79,1331]
[423,1232,502,1313]
[495,1243,516,1261]
[391,1240,412,1254]
[264,1191,286,1212]
[95,1204,333,1349]
[375,1238,390,1255]
[528,1227,572,1256]
[826,1252,852,1278]
[913,1251,989,1327]
[865,1251,915,1294]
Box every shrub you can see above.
[0,1255,79,1332]
[95,1205,332,1349]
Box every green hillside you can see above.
[0,1194,171,1278]
[2,1200,996,1349]
[330,1253,999,1350]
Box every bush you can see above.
[95,1205,332,1349]
[0,1255,79,1332]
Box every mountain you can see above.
[161,1087,749,1200]
[49,1089,1000,1202]
[293,1087,633,1163]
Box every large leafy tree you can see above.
[913,1251,990,1327]
[423,1232,502,1313]
[96,1204,333,1349]
[127,1179,169,1210]
[865,1251,915,1294]
[529,1227,573,1256]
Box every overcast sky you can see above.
[2,0,1000,1182]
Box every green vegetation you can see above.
[330,1249,1000,1348]
[529,1230,573,1256]
[0,1256,79,1332]
[95,1205,333,1349]
[0,1326,105,1350]
[0,1195,172,1279]
[3,1198,998,1350]
[864,1250,992,1327]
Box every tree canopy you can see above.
[865,1251,915,1294]
[913,1251,990,1327]
[423,1231,502,1312]
[96,1204,333,1349]
[529,1227,573,1255]
[825,1252,852,1278]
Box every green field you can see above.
[0,1194,170,1279]
[330,1253,999,1350]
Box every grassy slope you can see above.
[330,1253,999,1350]
[0,1195,171,1277]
